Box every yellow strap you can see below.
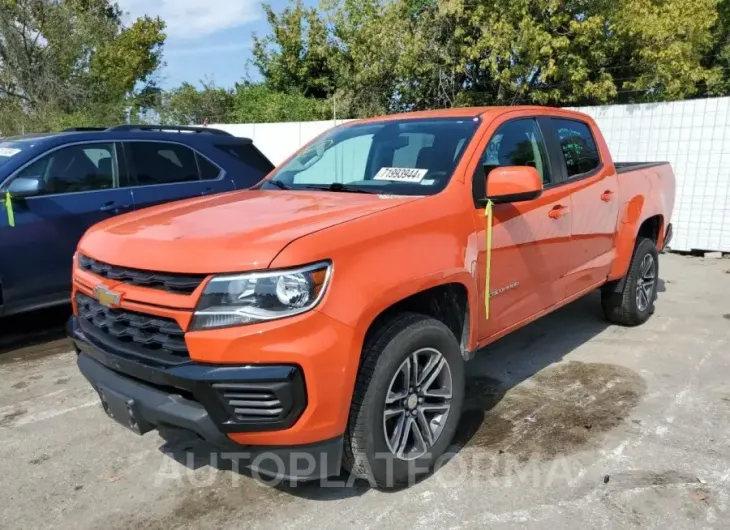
[484,199,493,319]
[4,192,14,228]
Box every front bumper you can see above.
[70,317,343,480]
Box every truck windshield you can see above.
[262,117,481,196]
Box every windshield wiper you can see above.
[266,179,292,190]
[304,183,377,194]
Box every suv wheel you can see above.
[343,313,465,488]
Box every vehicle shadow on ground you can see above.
[162,289,624,500]
[451,290,612,449]
[0,305,72,362]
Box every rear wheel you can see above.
[343,313,465,488]
[602,237,659,326]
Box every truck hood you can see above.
[79,190,419,273]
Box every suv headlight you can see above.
[190,262,331,330]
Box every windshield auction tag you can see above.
[0,147,20,157]
[373,167,428,183]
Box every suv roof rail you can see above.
[63,127,108,132]
[105,124,233,136]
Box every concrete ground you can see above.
[1,253,729,529]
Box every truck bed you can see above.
[615,162,670,174]
[615,161,676,253]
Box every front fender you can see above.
[339,268,478,344]
[270,194,481,357]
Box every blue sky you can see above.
[118,0,317,89]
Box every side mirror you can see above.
[486,166,543,203]
[7,176,44,199]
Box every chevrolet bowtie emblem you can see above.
[93,285,122,308]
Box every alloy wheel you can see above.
[636,254,657,312]
[383,347,453,461]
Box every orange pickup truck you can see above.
[69,106,675,487]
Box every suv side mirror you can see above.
[7,176,45,199]
[486,166,543,203]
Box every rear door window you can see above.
[553,119,601,177]
[125,142,200,185]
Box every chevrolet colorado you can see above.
[69,106,675,487]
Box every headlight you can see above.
[190,262,331,330]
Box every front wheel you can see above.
[602,237,659,326]
[343,313,465,488]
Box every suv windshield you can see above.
[0,140,34,168]
[261,117,480,196]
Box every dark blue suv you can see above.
[0,125,274,317]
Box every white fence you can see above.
[212,96,730,252]
[573,98,730,253]
[212,120,351,167]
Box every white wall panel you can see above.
[211,120,351,165]
[574,97,730,252]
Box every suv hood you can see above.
[79,190,420,273]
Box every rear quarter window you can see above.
[196,153,222,180]
[553,119,601,177]
[215,144,274,174]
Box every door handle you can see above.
[548,204,569,219]
[200,188,214,196]
[600,190,614,202]
[99,201,131,214]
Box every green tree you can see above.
[256,0,730,117]
[705,0,730,95]
[157,81,333,125]
[384,0,725,107]
[230,82,332,122]
[252,0,341,99]
[322,0,412,116]
[0,0,165,134]
[158,81,235,125]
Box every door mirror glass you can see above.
[7,176,45,198]
[486,166,543,203]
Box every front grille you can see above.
[212,383,287,422]
[76,293,189,361]
[79,254,206,295]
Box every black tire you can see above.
[343,312,465,489]
[601,237,659,326]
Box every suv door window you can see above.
[125,142,200,185]
[553,119,601,177]
[482,119,551,184]
[14,142,117,195]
